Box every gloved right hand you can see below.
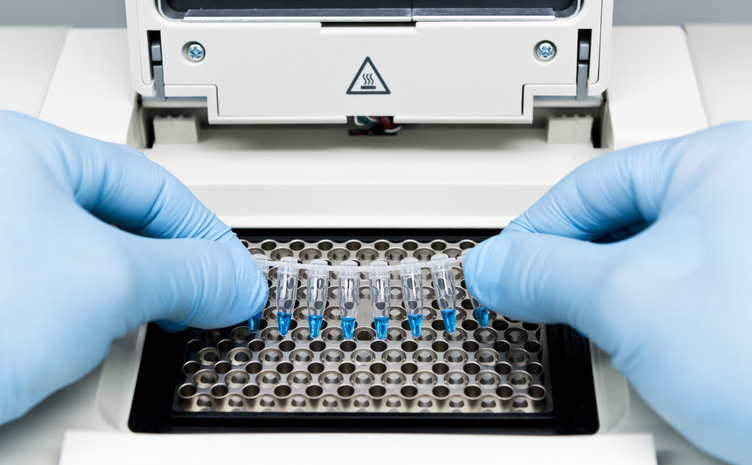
[464,122,752,465]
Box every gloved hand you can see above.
[465,122,752,465]
[0,111,267,425]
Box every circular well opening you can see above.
[242,385,260,397]
[529,385,546,400]
[459,241,476,250]
[494,340,511,353]
[400,362,418,375]
[248,340,265,352]
[338,362,356,374]
[432,341,449,352]
[260,240,277,251]
[496,385,514,399]
[345,241,362,251]
[462,341,480,352]
[369,385,387,398]
[279,340,296,352]
[306,385,323,397]
[432,362,449,375]
[317,240,334,251]
[432,386,450,398]
[214,361,231,374]
[463,363,481,375]
[337,385,355,398]
[370,362,387,375]
[464,386,482,398]
[374,241,390,251]
[430,241,447,251]
[183,361,200,375]
[494,362,513,375]
[401,340,418,352]
[179,384,197,397]
[492,319,509,331]
[308,362,325,374]
[274,385,292,397]
[340,341,357,352]
[525,341,542,353]
[527,362,544,375]
[371,340,387,352]
[400,386,418,398]
[403,241,418,251]
[211,384,229,397]
[245,362,262,374]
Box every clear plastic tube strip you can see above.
[306,258,329,338]
[400,258,424,339]
[248,254,270,333]
[429,253,458,333]
[338,260,360,340]
[368,260,391,340]
[275,257,299,337]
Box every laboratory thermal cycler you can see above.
[0,0,745,463]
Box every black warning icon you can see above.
[346,57,390,95]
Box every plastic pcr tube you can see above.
[400,258,424,338]
[249,254,271,333]
[276,257,299,337]
[338,260,360,340]
[461,250,489,326]
[430,254,458,333]
[368,260,391,340]
[470,294,488,327]
[306,259,329,338]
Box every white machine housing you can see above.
[125,0,612,124]
[0,17,729,465]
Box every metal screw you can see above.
[187,42,205,62]
[536,41,556,61]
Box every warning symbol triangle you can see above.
[346,57,390,95]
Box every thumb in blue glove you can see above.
[0,111,268,425]
[464,122,752,465]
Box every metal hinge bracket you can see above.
[576,31,591,101]
[150,35,165,102]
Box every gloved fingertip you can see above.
[464,238,504,311]
[463,243,483,296]
[156,320,188,333]
[232,247,269,322]
[247,264,269,317]
[156,241,270,330]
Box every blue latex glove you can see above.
[465,122,752,464]
[0,111,267,425]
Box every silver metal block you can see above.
[174,238,552,415]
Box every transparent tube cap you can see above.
[252,254,271,277]
[338,260,360,340]
[369,260,390,340]
[400,258,424,339]
[276,257,299,337]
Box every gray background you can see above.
[1,0,752,26]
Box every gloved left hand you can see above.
[0,111,268,425]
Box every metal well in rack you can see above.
[175,238,551,415]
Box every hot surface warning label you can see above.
[346,57,390,95]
